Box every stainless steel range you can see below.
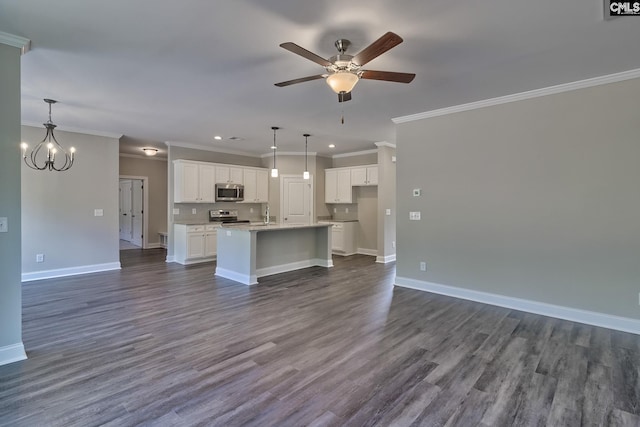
[208,210,249,224]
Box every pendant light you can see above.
[21,99,76,171]
[271,126,279,178]
[303,133,310,180]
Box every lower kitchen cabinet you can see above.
[174,224,218,265]
[319,221,357,256]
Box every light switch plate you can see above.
[409,211,421,220]
[94,209,104,217]
[385,209,391,216]
[0,217,7,232]
[413,188,421,197]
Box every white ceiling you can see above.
[1,0,639,159]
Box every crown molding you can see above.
[0,31,30,54]
[119,153,167,162]
[22,122,122,139]
[332,148,378,159]
[374,142,396,149]
[393,68,640,124]
[165,141,262,158]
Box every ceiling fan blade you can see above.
[275,75,326,87]
[279,42,332,67]
[352,32,404,66]
[360,70,416,83]
[338,91,352,103]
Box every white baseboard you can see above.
[256,258,332,278]
[146,242,162,249]
[215,267,257,286]
[0,342,27,366]
[395,276,640,335]
[21,262,121,282]
[357,248,378,256]
[376,254,396,263]
[165,255,175,263]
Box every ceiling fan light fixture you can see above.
[326,72,359,94]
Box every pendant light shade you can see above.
[303,133,310,180]
[271,126,279,178]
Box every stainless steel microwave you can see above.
[215,183,244,202]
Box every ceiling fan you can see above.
[275,32,416,102]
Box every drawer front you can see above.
[205,224,219,231]
[187,225,205,232]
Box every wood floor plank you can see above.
[1,249,640,426]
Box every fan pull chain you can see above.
[341,108,345,125]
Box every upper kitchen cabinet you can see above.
[325,168,353,203]
[174,160,216,203]
[351,165,378,186]
[242,168,269,203]
[216,166,244,184]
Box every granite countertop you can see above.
[220,223,332,232]
[318,219,359,223]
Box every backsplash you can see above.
[173,202,267,223]
[331,204,358,221]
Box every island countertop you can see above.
[220,223,332,232]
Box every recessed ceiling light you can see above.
[328,144,336,148]
[213,135,223,140]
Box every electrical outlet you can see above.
[409,211,421,220]
[345,207,349,213]
[94,209,103,217]
[250,208,254,213]
[36,254,44,263]
[333,208,337,213]
[420,261,427,271]
[192,208,197,214]
[413,188,421,197]
[392,240,396,248]
[0,217,7,233]
[173,208,180,215]
[385,209,391,216]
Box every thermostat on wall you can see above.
[412,188,421,197]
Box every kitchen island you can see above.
[215,223,333,285]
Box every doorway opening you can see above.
[119,176,149,250]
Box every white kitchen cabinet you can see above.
[325,168,352,203]
[216,166,244,184]
[174,224,218,265]
[174,161,216,203]
[241,168,269,203]
[351,165,378,186]
[319,221,357,255]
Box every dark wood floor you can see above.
[1,249,639,426]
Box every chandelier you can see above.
[20,99,75,171]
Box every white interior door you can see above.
[282,175,311,225]
[119,180,133,241]
[131,179,143,247]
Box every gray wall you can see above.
[0,43,24,363]
[21,126,120,274]
[377,145,396,261]
[332,152,378,168]
[355,186,378,252]
[119,155,168,246]
[396,77,640,320]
